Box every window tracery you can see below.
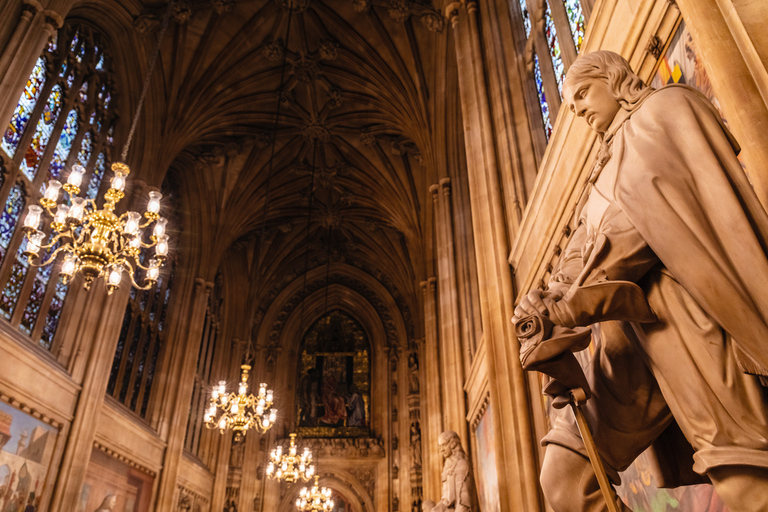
[0,24,116,350]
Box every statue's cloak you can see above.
[613,84,768,380]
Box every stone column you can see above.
[430,181,467,446]
[154,278,213,510]
[0,1,64,132]
[419,278,442,500]
[674,0,768,205]
[48,284,131,512]
[445,2,542,511]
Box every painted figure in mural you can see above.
[512,50,768,512]
[347,385,366,426]
[299,368,321,426]
[319,375,347,425]
[422,431,476,512]
[94,494,116,512]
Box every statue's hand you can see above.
[512,289,564,324]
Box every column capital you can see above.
[429,183,440,201]
[439,177,451,197]
[444,1,461,27]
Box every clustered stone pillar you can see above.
[419,278,442,500]
[154,278,213,510]
[430,180,467,447]
[445,1,542,511]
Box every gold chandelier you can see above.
[296,476,334,512]
[22,163,168,294]
[204,363,276,439]
[267,433,314,482]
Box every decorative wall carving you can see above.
[176,485,209,512]
[279,437,385,458]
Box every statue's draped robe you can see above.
[543,85,768,484]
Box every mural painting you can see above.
[473,403,501,512]
[0,401,58,512]
[77,448,153,512]
[297,310,370,438]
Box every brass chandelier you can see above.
[267,433,314,483]
[204,362,276,440]
[296,476,334,512]
[22,5,172,295]
[22,163,168,294]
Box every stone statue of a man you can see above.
[513,51,768,512]
[423,431,476,512]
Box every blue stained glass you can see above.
[2,57,47,158]
[59,62,67,78]
[545,2,565,94]
[65,72,75,89]
[87,152,106,199]
[96,53,106,71]
[89,112,96,125]
[79,81,88,102]
[534,55,553,140]
[106,126,114,146]
[0,243,30,320]
[519,0,531,37]
[69,31,79,53]
[39,279,68,349]
[20,85,62,180]
[47,34,57,52]
[0,184,25,264]
[77,131,93,167]
[19,260,54,335]
[47,109,79,181]
[76,43,86,63]
[564,0,585,52]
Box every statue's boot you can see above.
[548,280,656,328]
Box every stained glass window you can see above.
[46,108,79,181]
[0,24,117,350]
[533,55,553,140]
[2,57,47,158]
[519,0,531,38]
[564,0,585,52]
[544,2,565,94]
[19,85,62,181]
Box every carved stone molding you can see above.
[278,437,385,458]
[470,391,490,432]
[176,484,209,512]
[0,392,62,429]
[93,441,157,477]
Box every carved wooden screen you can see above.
[297,310,371,437]
[0,24,116,349]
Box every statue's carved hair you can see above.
[564,51,652,110]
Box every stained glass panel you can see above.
[39,280,67,349]
[519,0,531,38]
[119,319,143,402]
[47,34,57,52]
[20,85,62,181]
[564,0,585,52]
[0,184,25,264]
[141,335,162,417]
[0,252,29,320]
[79,81,88,102]
[130,329,154,410]
[2,57,47,158]
[96,53,106,71]
[534,55,553,140]
[87,152,106,199]
[47,109,79,181]
[544,2,565,95]
[77,131,93,168]
[19,264,53,335]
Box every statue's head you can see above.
[99,495,117,509]
[563,51,651,134]
[438,430,464,459]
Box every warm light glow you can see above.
[27,232,44,255]
[67,164,86,187]
[23,205,42,230]
[153,217,167,237]
[53,204,69,225]
[61,254,76,277]
[267,433,314,483]
[44,180,62,202]
[124,211,141,235]
[111,171,126,192]
[69,197,85,221]
[205,366,276,437]
[146,259,160,281]
[108,265,123,286]
[147,191,162,214]
[155,235,169,257]
[238,383,247,395]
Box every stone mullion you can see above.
[133,327,160,415]
[0,6,62,138]
[123,319,153,409]
[418,278,441,500]
[447,3,543,511]
[48,284,132,512]
[111,309,140,400]
[430,182,467,447]
[155,277,213,510]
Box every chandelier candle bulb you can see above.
[111,171,126,192]
[153,217,167,238]
[124,212,141,235]
[23,205,42,232]
[43,180,62,205]
[53,204,69,227]
[146,260,160,282]
[147,191,162,215]
[60,254,76,280]
[69,197,85,222]
[155,235,169,258]
[25,232,44,256]
[66,164,85,188]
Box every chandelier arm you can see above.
[25,245,68,268]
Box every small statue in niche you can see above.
[391,355,398,373]
[392,407,398,422]
[393,435,399,451]
[95,495,117,512]
[422,431,476,512]
[392,381,398,396]
[393,496,400,512]
[229,437,245,469]
[409,422,422,469]
[223,499,238,512]
[393,461,399,479]
[408,352,420,394]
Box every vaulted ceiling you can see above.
[73,0,465,346]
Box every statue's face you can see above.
[565,78,621,134]
[439,441,451,458]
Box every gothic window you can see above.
[297,310,371,438]
[515,0,588,142]
[107,176,178,419]
[184,275,223,463]
[0,24,116,350]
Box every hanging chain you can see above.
[121,3,173,162]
